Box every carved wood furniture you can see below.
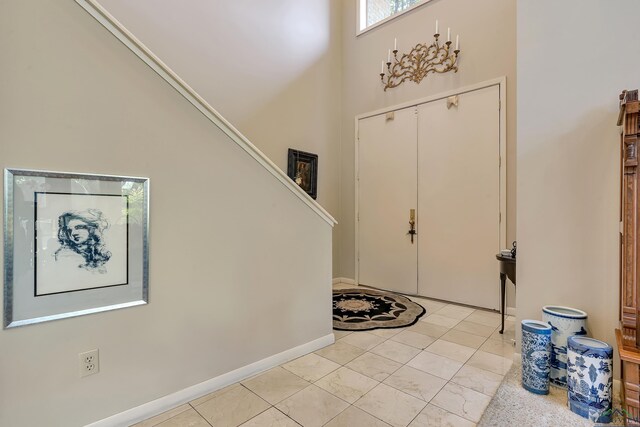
[617,89,640,425]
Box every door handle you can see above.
[408,209,416,244]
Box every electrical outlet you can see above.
[79,349,99,377]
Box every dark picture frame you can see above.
[287,149,318,200]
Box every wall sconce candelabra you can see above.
[380,20,461,91]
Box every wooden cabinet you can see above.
[618,89,640,425]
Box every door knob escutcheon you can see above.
[408,209,416,243]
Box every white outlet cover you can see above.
[79,349,100,377]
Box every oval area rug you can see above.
[333,288,426,331]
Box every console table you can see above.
[496,254,516,334]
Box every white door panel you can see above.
[417,85,500,309]
[358,107,417,294]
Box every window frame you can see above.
[357,0,435,36]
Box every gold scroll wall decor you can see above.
[380,23,460,92]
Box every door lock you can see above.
[408,209,416,243]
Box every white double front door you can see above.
[357,85,502,310]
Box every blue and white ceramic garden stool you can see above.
[542,305,588,388]
[567,336,613,423]
[521,320,552,394]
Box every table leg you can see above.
[499,273,506,334]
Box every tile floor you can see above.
[134,285,516,427]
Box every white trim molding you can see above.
[332,277,356,285]
[86,334,335,427]
[74,0,336,228]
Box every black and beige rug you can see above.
[332,288,426,331]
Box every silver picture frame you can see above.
[3,169,149,328]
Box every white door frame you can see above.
[355,77,507,300]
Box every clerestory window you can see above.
[358,0,430,34]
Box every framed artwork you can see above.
[287,149,318,200]
[3,169,149,328]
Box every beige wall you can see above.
[0,1,333,425]
[97,0,344,275]
[516,0,640,373]
[340,0,516,304]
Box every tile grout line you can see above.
[141,295,513,427]
[273,356,366,424]
[233,382,306,426]
[269,405,304,426]
[391,304,512,420]
[312,333,422,426]
[139,404,194,427]
[188,402,214,427]
[326,306,510,426]
[355,294,515,422]
[426,312,513,423]
[292,301,514,426]
[429,399,479,424]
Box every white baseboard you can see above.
[86,333,335,427]
[506,306,516,316]
[332,277,356,285]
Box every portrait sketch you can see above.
[55,209,112,272]
[35,192,129,296]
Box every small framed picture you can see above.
[3,169,149,328]
[287,149,318,200]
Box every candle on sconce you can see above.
[379,19,459,91]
